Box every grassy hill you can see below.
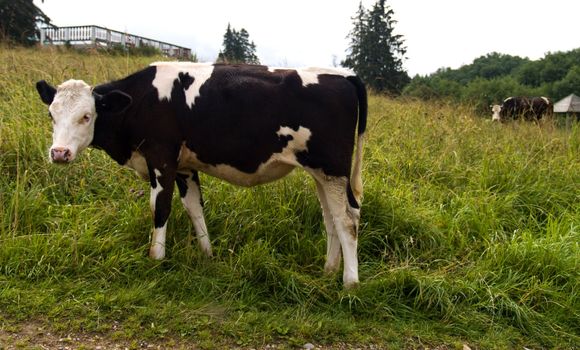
[0,47,578,349]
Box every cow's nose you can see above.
[51,147,72,163]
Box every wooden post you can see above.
[91,26,96,46]
[40,28,46,45]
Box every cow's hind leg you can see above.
[176,171,212,257]
[314,181,341,275]
[312,174,360,288]
[148,165,176,260]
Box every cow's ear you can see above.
[36,80,56,105]
[95,90,132,115]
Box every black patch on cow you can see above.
[91,66,159,166]
[154,194,171,228]
[347,182,360,209]
[346,76,367,135]
[178,72,194,90]
[293,74,359,177]
[148,166,158,189]
[279,134,293,143]
[95,90,133,115]
[176,171,204,206]
[36,80,56,105]
[179,65,303,174]
[176,173,188,198]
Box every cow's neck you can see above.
[90,66,157,165]
[91,116,132,165]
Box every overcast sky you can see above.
[34,0,580,76]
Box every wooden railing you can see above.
[40,25,192,59]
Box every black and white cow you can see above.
[36,62,367,288]
[491,96,553,122]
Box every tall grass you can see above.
[1,47,578,348]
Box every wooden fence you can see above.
[40,25,192,59]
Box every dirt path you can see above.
[0,320,457,349]
[1,321,195,349]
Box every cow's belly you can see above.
[125,151,149,180]
[178,145,296,187]
[123,148,295,186]
[124,124,311,187]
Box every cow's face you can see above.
[36,79,132,163]
[491,104,502,122]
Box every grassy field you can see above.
[0,47,578,349]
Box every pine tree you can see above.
[0,0,51,45]
[217,24,260,64]
[342,2,367,73]
[238,28,259,64]
[342,0,409,94]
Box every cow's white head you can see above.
[36,79,132,163]
[491,104,502,122]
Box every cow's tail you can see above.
[347,75,367,206]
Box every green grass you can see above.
[1,47,579,348]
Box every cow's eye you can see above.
[81,114,91,123]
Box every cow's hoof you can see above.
[200,243,213,258]
[149,244,165,260]
[344,280,359,290]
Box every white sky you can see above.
[34,0,580,76]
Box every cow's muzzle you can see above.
[50,147,72,163]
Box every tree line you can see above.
[403,50,580,112]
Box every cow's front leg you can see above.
[148,164,177,260]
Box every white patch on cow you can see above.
[150,222,167,260]
[151,62,214,108]
[184,65,214,108]
[48,79,96,162]
[176,126,311,187]
[491,104,502,121]
[503,97,514,103]
[151,65,176,102]
[296,70,320,86]
[268,66,354,87]
[541,96,550,104]
[303,66,355,77]
[179,174,212,256]
[298,67,355,87]
[125,151,148,179]
[149,169,163,214]
[149,168,166,259]
[276,125,312,150]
